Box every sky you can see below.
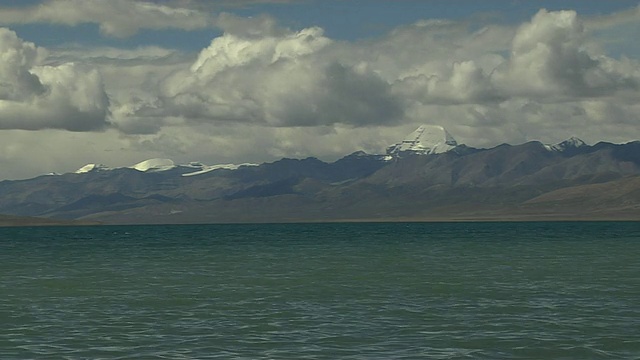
[0,0,639,180]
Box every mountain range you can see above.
[1,125,639,224]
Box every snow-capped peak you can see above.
[130,158,176,172]
[75,163,112,174]
[386,125,458,156]
[545,137,587,152]
[68,158,258,177]
[127,158,260,176]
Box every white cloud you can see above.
[0,28,110,131]
[110,26,404,132]
[0,0,288,38]
[98,7,640,160]
[51,45,195,134]
[1,5,640,180]
[494,9,639,99]
[389,9,639,107]
[394,60,504,105]
[0,28,46,101]
[0,0,213,37]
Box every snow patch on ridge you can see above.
[387,125,458,156]
[130,158,176,172]
[75,163,112,174]
[69,159,258,176]
[181,163,259,177]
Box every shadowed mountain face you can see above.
[1,134,639,223]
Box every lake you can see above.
[1,222,639,359]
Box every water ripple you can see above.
[1,222,639,359]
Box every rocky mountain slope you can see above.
[1,125,639,224]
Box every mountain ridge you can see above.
[1,125,639,224]
[31,125,595,180]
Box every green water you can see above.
[1,222,639,359]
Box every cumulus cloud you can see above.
[2,5,640,180]
[110,26,404,132]
[394,60,504,105]
[97,7,639,151]
[494,9,639,99]
[0,28,109,131]
[0,29,46,101]
[390,9,639,108]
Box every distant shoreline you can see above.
[0,215,101,228]
[3,215,637,228]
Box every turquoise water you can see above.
[1,222,639,359]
